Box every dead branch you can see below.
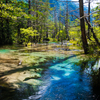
[85,17,100,46]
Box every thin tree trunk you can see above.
[46,27,48,38]
[79,0,89,54]
[65,1,69,40]
[6,0,10,44]
[17,19,21,44]
[0,2,4,45]
[36,0,38,30]
[54,7,57,38]
[35,0,38,43]
[88,0,91,40]
[27,0,31,27]
[59,9,61,41]
[39,25,42,43]
[85,18,100,46]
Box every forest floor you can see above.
[0,43,83,90]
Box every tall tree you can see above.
[6,0,10,43]
[27,0,31,27]
[65,1,69,40]
[79,0,89,54]
[54,6,58,38]
[88,0,91,40]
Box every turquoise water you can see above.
[0,49,16,53]
[25,56,96,100]
[0,49,11,53]
[0,52,99,100]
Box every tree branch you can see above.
[85,17,100,46]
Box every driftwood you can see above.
[85,18,100,46]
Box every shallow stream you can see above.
[26,55,95,100]
[0,45,100,100]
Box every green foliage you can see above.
[94,27,100,38]
[20,27,38,43]
[20,27,38,36]
[69,26,81,45]
[0,0,34,45]
[0,1,30,20]
[56,30,66,42]
[1,0,99,49]
[92,4,100,26]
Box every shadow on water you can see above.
[0,77,41,100]
[75,56,100,100]
[0,55,78,77]
[0,77,17,100]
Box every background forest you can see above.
[0,0,100,54]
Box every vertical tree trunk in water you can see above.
[79,0,89,54]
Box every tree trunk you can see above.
[35,0,38,43]
[65,1,69,40]
[39,25,42,43]
[54,7,57,38]
[0,2,4,45]
[79,0,89,54]
[88,0,91,40]
[46,27,48,38]
[27,0,31,27]
[59,9,61,41]
[6,0,11,44]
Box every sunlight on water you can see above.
[63,73,70,76]
[51,76,61,80]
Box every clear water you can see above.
[26,56,95,100]
[0,49,16,53]
[0,49,11,53]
